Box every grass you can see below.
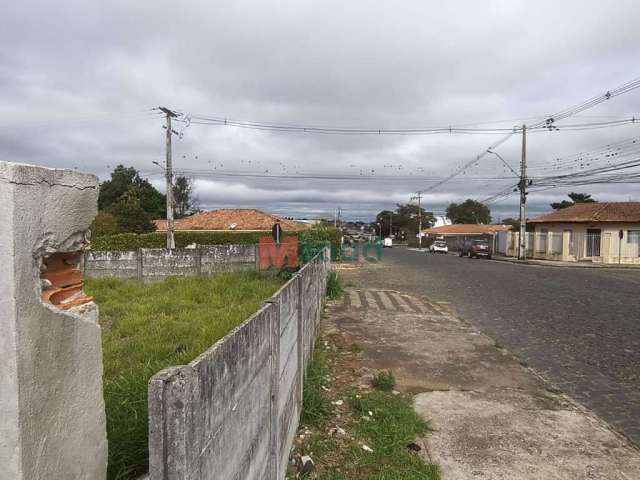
[301,346,334,426]
[294,338,440,480]
[326,271,344,300]
[371,370,396,392]
[85,272,282,480]
[348,392,438,479]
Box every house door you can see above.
[586,228,601,257]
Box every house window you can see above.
[628,230,640,244]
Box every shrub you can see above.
[91,226,343,262]
[91,211,121,238]
[299,225,342,261]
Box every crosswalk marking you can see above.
[377,291,395,310]
[363,290,381,309]
[403,296,430,313]
[389,292,414,312]
[343,288,442,315]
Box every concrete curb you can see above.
[491,255,640,269]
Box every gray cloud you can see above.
[2,0,640,221]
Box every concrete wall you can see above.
[84,244,257,280]
[148,248,330,480]
[0,161,107,480]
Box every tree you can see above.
[98,165,166,219]
[108,191,156,234]
[550,192,597,210]
[501,217,520,231]
[375,203,435,237]
[90,212,120,238]
[173,175,198,218]
[446,199,492,224]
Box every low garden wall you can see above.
[147,248,330,480]
[83,245,257,280]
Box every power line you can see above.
[420,75,640,198]
[180,114,638,135]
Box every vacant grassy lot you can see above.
[86,272,282,480]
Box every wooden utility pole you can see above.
[518,124,527,260]
[411,191,424,250]
[159,107,178,249]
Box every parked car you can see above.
[460,239,492,259]
[429,241,449,254]
[382,237,393,248]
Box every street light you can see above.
[486,149,519,178]
[487,149,526,260]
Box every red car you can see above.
[459,239,492,259]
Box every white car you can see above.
[429,241,448,254]
[382,237,393,248]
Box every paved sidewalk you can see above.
[492,254,640,269]
[327,276,640,479]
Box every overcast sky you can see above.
[3,1,640,221]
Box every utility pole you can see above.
[389,213,393,238]
[411,191,424,250]
[159,107,178,249]
[518,124,527,260]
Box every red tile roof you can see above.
[155,208,309,232]
[422,224,511,235]
[528,202,640,224]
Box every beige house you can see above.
[523,202,640,264]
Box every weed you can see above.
[349,391,440,479]
[301,346,334,426]
[371,370,396,391]
[295,336,440,480]
[326,271,343,299]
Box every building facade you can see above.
[499,203,640,264]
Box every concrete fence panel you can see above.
[141,248,200,279]
[149,303,276,480]
[83,250,139,278]
[200,244,256,274]
[84,244,257,280]
[273,278,302,474]
[148,248,330,480]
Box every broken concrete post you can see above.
[0,161,107,480]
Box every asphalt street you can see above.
[363,247,640,445]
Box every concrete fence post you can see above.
[196,246,203,275]
[0,161,108,480]
[255,243,260,271]
[264,296,281,480]
[136,248,144,280]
